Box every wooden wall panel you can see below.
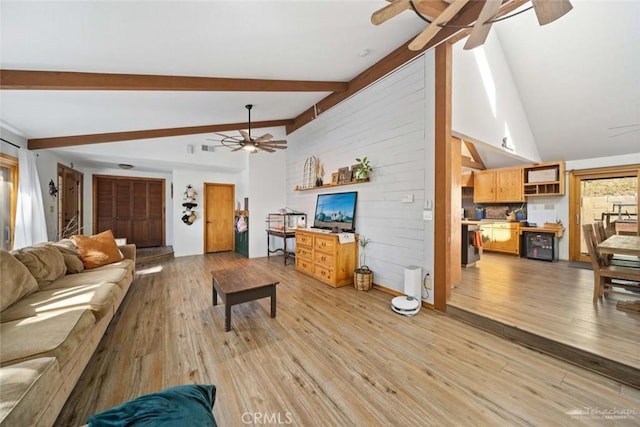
[284,57,431,296]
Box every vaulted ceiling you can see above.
[1,1,638,172]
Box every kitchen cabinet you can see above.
[473,167,524,203]
[473,170,496,202]
[295,229,358,287]
[480,222,520,255]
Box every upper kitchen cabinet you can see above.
[473,167,524,203]
[523,161,565,197]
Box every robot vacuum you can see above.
[391,295,420,316]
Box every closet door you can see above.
[95,177,116,233]
[94,176,165,248]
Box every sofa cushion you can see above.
[0,249,39,312]
[72,230,123,269]
[0,357,61,426]
[0,309,96,367]
[10,245,67,289]
[90,259,135,281]
[0,283,122,322]
[50,239,85,274]
[47,267,130,291]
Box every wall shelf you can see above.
[294,177,369,192]
[523,161,565,196]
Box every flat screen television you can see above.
[313,191,358,232]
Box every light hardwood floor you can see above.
[450,253,640,386]
[56,253,639,426]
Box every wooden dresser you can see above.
[294,229,358,287]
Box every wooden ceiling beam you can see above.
[287,0,487,134]
[461,156,485,170]
[461,139,486,169]
[27,119,293,150]
[0,70,347,92]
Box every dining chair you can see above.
[582,224,640,303]
[593,221,611,266]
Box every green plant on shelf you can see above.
[354,157,372,181]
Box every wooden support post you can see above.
[434,42,453,312]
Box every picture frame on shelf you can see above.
[337,167,349,184]
[350,164,360,182]
[331,172,339,185]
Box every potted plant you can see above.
[353,157,372,181]
[354,235,372,291]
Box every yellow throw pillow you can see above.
[72,230,124,269]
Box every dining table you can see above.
[597,234,640,257]
[597,234,640,312]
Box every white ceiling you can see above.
[1,1,638,172]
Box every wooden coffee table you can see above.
[211,267,278,332]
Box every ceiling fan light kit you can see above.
[207,104,288,154]
[372,0,573,51]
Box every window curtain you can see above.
[13,150,48,249]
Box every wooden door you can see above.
[473,170,496,203]
[568,166,639,262]
[497,168,523,202]
[94,176,165,248]
[204,183,235,253]
[57,164,83,238]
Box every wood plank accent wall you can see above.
[286,56,436,299]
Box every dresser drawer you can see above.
[314,251,335,268]
[296,257,314,275]
[314,265,334,283]
[314,236,336,253]
[296,246,313,261]
[296,232,313,247]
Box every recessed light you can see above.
[118,163,134,170]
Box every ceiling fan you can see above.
[208,104,287,153]
[371,0,573,51]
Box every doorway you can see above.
[57,164,83,239]
[204,183,235,253]
[568,165,639,262]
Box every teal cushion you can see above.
[87,384,216,427]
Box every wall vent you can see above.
[201,145,216,152]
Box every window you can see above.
[0,153,18,250]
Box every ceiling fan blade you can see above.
[464,0,502,50]
[254,133,274,143]
[256,145,276,153]
[531,0,573,26]
[371,0,411,25]
[261,140,287,144]
[213,132,243,142]
[408,0,470,51]
[239,130,251,142]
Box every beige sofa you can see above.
[0,239,136,426]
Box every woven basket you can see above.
[354,266,373,291]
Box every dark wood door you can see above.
[94,176,165,248]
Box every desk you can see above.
[597,235,640,257]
